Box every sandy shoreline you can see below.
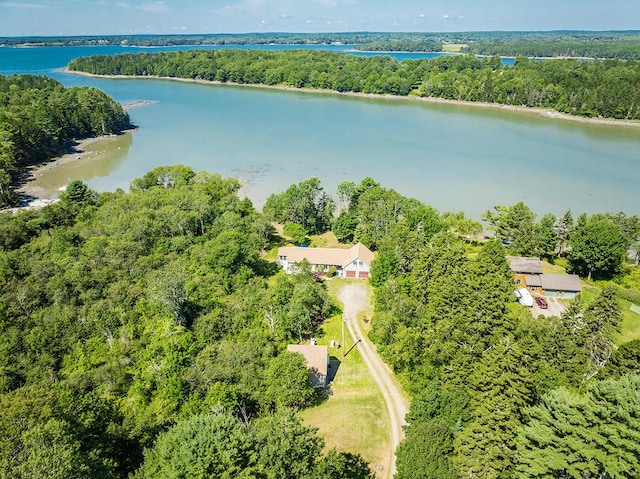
[12,129,135,207]
[65,68,640,128]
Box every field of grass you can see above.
[309,231,348,249]
[541,259,568,274]
[442,43,467,53]
[616,300,640,343]
[299,279,393,477]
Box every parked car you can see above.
[535,296,548,309]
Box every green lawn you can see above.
[542,259,568,274]
[442,43,467,53]
[615,299,640,344]
[299,280,393,477]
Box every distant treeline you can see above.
[4,31,640,58]
[69,49,640,121]
[354,40,442,52]
[459,31,640,60]
[0,75,130,206]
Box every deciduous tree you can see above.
[568,214,629,279]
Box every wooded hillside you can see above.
[0,167,372,478]
[0,74,131,207]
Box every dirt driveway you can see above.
[337,283,408,478]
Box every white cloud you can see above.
[139,1,169,13]
[0,1,48,8]
[417,13,426,18]
[442,14,450,20]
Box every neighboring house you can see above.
[508,256,582,299]
[540,274,582,298]
[277,242,374,279]
[508,256,543,289]
[287,344,330,388]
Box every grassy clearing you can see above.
[542,259,568,274]
[309,231,348,249]
[615,299,640,343]
[442,43,467,53]
[299,279,392,477]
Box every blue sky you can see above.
[0,0,638,36]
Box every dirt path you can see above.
[337,283,408,478]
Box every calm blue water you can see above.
[0,45,636,219]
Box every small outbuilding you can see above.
[287,344,330,388]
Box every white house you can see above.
[277,242,375,279]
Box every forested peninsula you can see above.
[68,49,640,121]
[0,75,131,207]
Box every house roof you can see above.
[541,274,582,292]
[287,344,329,388]
[507,256,543,274]
[525,274,542,287]
[278,243,374,268]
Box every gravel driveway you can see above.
[532,296,566,317]
[337,283,408,478]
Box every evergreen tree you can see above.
[554,209,574,256]
[515,375,640,478]
[536,213,558,258]
[453,340,533,479]
[482,202,537,255]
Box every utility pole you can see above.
[341,313,345,359]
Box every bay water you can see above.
[1,45,638,219]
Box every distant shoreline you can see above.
[64,68,640,128]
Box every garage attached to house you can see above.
[277,242,374,279]
[541,274,582,298]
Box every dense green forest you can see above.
[303,178,639,478]
[0,74,130,207]
[1,168,639,476]
[4,31,640,59]
[353,40,442,53]
[456,30,640,59]
[68,49,640,121]
[0,167,374,478]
